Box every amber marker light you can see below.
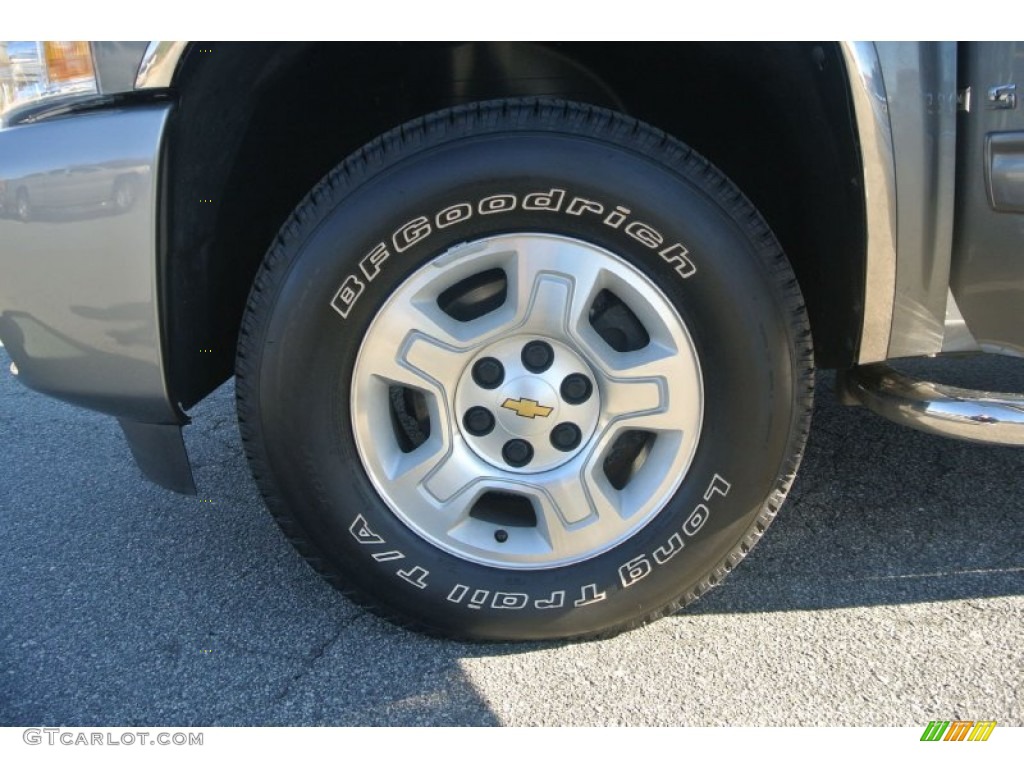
[0,40,100,121]
[42,41,95,85]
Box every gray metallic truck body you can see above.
[1,42,1022,494]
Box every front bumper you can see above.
[0,104,173,420]
[0,104,195,492]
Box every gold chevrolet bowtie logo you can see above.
[501,397,554,419]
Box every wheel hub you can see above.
[456,336,601,473]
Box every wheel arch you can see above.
[157,42,868,412]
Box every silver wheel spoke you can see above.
[572,480,635,553]
[365,333,463,402]
[510,241,605,338]
[400,332,466,396]
[593,343,697,433]
[517,273,574,336]
[522,468,623,549]
[368,285,468,349]
[362,300,477,398]
[421,440,490,505]
[602,374,665,424]
[387,440,490,536]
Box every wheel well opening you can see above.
[162,42,865,411]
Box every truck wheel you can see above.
[236,99,813,641]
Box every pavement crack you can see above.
[270,615,364,704]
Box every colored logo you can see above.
[920,720,996,741]
[501,397,554,419]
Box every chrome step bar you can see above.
[844,364,1024,446]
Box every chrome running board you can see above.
[845,364,1024,446]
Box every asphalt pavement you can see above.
[1,345,1021,726]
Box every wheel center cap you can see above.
[495,377,559,437]
[455,335,601,473]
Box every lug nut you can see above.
[472,357,504,389]
[463,406,495,436]
[521,340,554,373]
[560,373,593,405]
[502,439,534,468]
[550,422,582,452]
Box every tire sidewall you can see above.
[251,126,800,640]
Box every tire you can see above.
[236,99,813,641]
